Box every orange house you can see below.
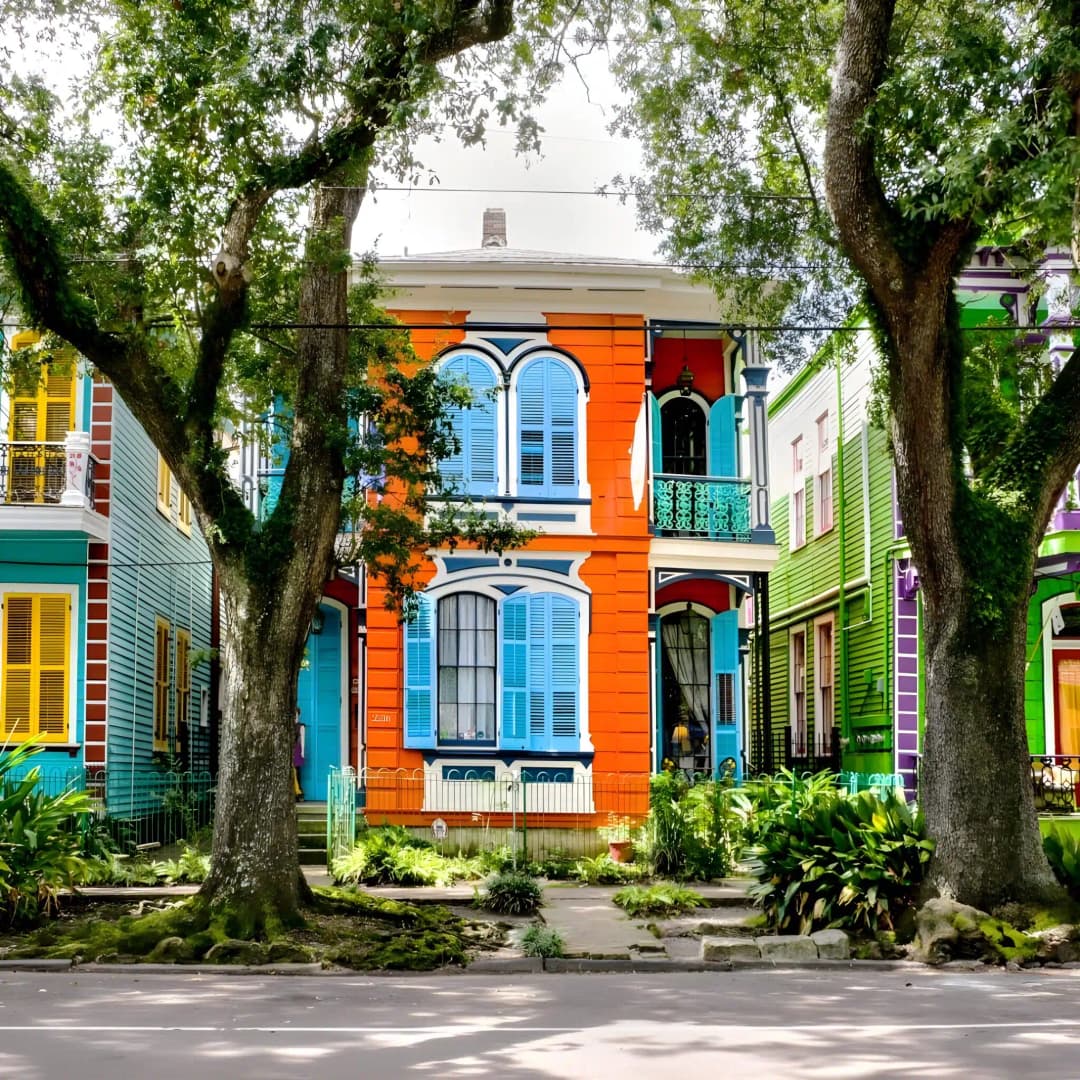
[354,212,777,832]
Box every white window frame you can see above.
[789,626,807,757]
[815,412,834,536]
[814,613,836,756]
[790,435,805,550]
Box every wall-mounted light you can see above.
[310,609,325,635]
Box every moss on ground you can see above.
[0,887,503,972]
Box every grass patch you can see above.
[520,924,564,958]
[0,887,505,972]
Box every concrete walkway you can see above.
[359,879,753,960]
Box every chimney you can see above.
[482,208,507,248]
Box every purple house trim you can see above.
[895,558,920,796]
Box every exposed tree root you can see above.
[0,887,498,971]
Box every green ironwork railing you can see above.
[326,765,357,870]
[652,474,751,540]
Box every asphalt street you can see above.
[0,967,1077,1078]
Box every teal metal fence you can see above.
[5,766,215,850]
[326,765,357,869]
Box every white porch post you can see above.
[60,430,91,507]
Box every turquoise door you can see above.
[296,604,342,801]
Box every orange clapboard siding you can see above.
[363,308,654,820]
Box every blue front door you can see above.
[296,604,342,801]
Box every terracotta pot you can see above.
[607,839,633,863]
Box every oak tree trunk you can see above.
[919,589,1061,909]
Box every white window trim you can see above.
[418,575,591,753]
[0,583,79,744]
[790,434,806,550]
[813,612,836,754]
[789,625,807,756]
[814,412,834,537]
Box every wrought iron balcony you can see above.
[652,473,751,540]
[0,439,97,509]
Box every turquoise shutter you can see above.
[548,362,577,492]
[439,355,498,496]
[500,596,528,750]
[547,595,580,751]
[711,608,741,778]
[517,358,577,496]
[650,393,662,476]
[403,595,436,748]
[708,395,740,478]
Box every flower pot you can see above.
[607,839,633,863]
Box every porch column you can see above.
[60,430,92,508]
[740,332,774,544]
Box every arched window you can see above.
[516,357,578,496]
[437,353,498,497]
[660,397,707,476]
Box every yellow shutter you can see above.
[175,628,191,731]
[1,594,70,742]
[154,618,171,750]
[156,455,172,516]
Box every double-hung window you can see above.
[405,590,581,752]
[1,592,71,742]
[517,358,578,497]
[790,436,805,549]
[437,354,498,497]
[791,628,807,757]
[815,618,835,755]
[815,412,834,535]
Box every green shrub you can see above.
[745,788,932,936]
[476,871,543,915]
[731,769,842,850]
[527,852,578,880]
[333,826,480,887]
[636,773,737,880]
[0,741,94,926]
[520,924,564,958]
[612,883,704,918]
[1043,825,1080,896]
[572,853,643,885]
[152,843,210,884]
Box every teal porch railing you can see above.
[652,474,751,540]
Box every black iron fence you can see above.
[0,441,96,507]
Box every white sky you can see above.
[353,55,660,262]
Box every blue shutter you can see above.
[547,595,580,751]
[439,355,498,496]
[517,362,546,492]
[708,395,739,478]
[548,363,577,492]
[500,596,528,750]
[403,595,436,748]
[650,393,662,476]
[711,608,741,778]
[517,358,578,496]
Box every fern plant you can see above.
[612,883,704,918]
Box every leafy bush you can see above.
[636,773,737,881]
[612,883,704,918]
[520,924,564,958]
[572,853,643,885]
[476,871,543,915]
[745,788,932,936]
[1043,825,1080,896]
[731,769,842,850]
[0,741,94,925]
[152,843,211,884]
[332,826,486,887]
[527,852,578,880]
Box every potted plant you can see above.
[598,814,635,863]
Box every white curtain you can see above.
[439,593,496,741]
[662,614,710,732]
